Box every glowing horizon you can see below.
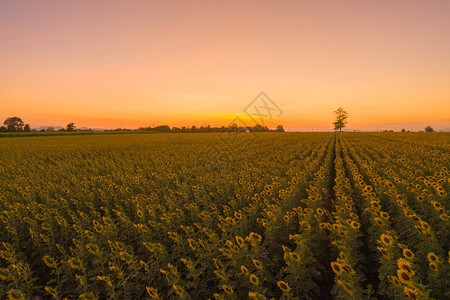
[1,1,449,131]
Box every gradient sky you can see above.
[1,0,449,131]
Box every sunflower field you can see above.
[0,132,448,299]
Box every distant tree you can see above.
[425,126,434,132]
[40,129,46,132]
[67,123,75,131]
[401,128,406,132]
[333,108,348,132]
[47,127,55,132]
[24,124,31,132]
[3,117,24,132]
[276,125,285,132]
[0,126,6,132]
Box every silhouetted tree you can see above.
[425,126,434,132]
[47,127,55,132]
[276,125,285,132]
[3,117,24,132]
[67,123,75,131]
[333,107,348,132]
[401,129,406,132]
[24,124,31,132]
[0,126,6,132]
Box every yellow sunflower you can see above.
[397,269,413,286]
[331,262,344,275]
[249,274,259,285]
[403,248,415,260]
[222,284,234,294]
[277,281,290,292]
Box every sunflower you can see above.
[249,232,262,243]
[44,286,58,299]
[331,262,344,275]
[374,217,384,226]
[68,257,83,270]
[235,236,245,248]
[299,221,311,230]
[404,286,422,300]
[377,247,389,258]
[222,284,234,294]
[420,221,431,231]
[380,212,390,219]
[241,265,249,276]
[403,248,415,260]
[337,280,353,296]
[440,213,449,221]
[316,208,324,216]
[249,274,259,285]
[388,275,401,287]
[146,287,159,299]
[379,234,394,247]
[289,252,301,262]
[7,289,26,300]
[253,259,263,269]
[43,255,57,268]
[397,269,413,285]
[397,258,413,274]
[339,251,347,261]
[277,281,290,292]
[429,262,438,271]
[172,284,184,297]
[431,201,442,211]
[351,221,361,229]
[427,252,439,263]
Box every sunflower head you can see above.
[403,248,415,260]
[331,261,344,275]
[289,252,301,262]
[351,221,361,229]
[222,284,234,294]
[249,274,259,285]
[429,262,438,271]
[240,265,249,276]
[397,269,413,285]
[397,258,413,273]
[427,252,439,263]
[403,286,422,300]
[388,275,401,287]
[377,246,389,258]
[277,281,290,292]
[253,259,263,269]
[379,234,394,247]
[146,287,159,299]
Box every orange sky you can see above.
[1,1,449,131]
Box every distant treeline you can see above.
[134,124,285,133]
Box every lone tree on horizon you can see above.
[67,122,76,131]
[333,107,348,132]
[3,117,26,132]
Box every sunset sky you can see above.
[1,1,449,131]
